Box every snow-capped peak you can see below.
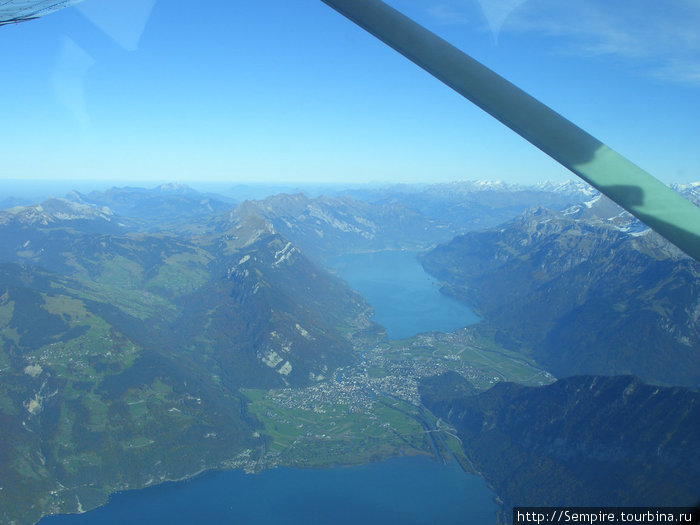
[533,179,597,197]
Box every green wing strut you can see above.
[321,0,700,263]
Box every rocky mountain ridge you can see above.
[0,195,375,524]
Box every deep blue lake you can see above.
[327,250,479,339]
[39,456,497,525]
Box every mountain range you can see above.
[0,188,375,524]
[1,180,699,524]
[421,193,700,387]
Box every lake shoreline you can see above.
[39,454,498,525]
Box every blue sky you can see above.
[1,0,699,188]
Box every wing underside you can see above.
[0,0,84,26]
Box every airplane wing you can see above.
[0,0,84,26]
[321,0,700,263]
